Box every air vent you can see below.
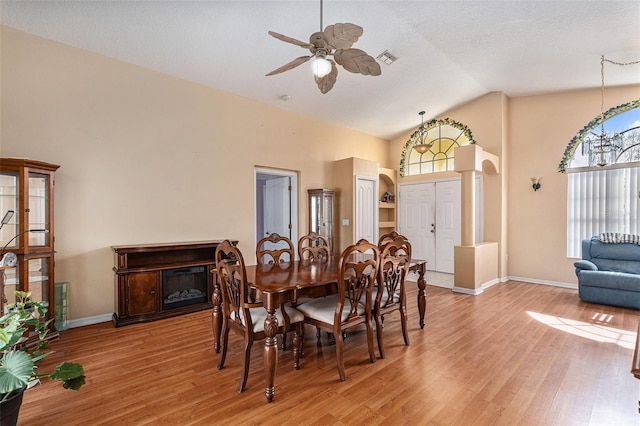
[376,50,398,65]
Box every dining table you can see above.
[211,255,428,402]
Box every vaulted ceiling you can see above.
[2,1,639,140]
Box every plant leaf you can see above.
[0,350,33,394]
[49,362,86,391]
[334,49,381,76]
[323,23,363,49]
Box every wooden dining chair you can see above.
[295,239,380,381]
[374,236,412,359]
[378,230,408,248]
[215,240,304,393]
[298,232,330,261]
[256,233,297,349]
[256,233,295,265]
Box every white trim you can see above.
[506,276,578,290]
[451,278,499,295]
[452,286,484,295]
[68,313,113,328]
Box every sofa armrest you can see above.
[574,260,598,271]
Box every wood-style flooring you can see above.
[17,280,640,425]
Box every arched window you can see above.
[400,118,475,177]
[559,99,640,172]
[561,100,640,257]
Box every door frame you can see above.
[254,167,299,259]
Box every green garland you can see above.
[399,118,476,177]
[558,99,640,173]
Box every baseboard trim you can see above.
[452,286,484,295]
[507,276,578,290]
[68,313,113,329]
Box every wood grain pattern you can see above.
[17,281,640,425]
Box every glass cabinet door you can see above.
[308,189,335,255]
[0,172,19,249]
[28,172,50,247]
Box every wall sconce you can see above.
[531,177,541,191]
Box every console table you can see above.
[112,240,229,327]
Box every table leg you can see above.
[416,263,426,329]
[211,275,222,353]
[263,307,279,402]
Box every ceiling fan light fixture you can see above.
[310,54,332,78]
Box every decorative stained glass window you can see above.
[400,118,476,177]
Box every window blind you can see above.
[567,166,640,258]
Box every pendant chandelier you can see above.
[412,111,432,154]
[582,55,640,167]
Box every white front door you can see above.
[399,179,471,274]
[399,182,436,268]
[434,180,461,272]
[355,176,377,244]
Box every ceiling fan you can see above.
[265,0,381,94]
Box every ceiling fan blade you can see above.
[323,23,363,50]
[315,60,338,94]
[266,56,312,76]
[268,31,314,49]
[334,48,381,76]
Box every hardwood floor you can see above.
[17,281,640,425]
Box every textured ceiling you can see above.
[1,1,639,140]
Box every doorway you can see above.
[398,177,482,273]
[255,168,298,259]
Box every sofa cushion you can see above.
[590,258,640,275]
[589,238,640,262]
[577,270,640,293]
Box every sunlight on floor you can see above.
[527,311,637,350]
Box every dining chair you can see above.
[215,240,304,393]
[256,233,297,349]
[256,233,295,265]
[378,230,407,248]
[295,239,380,381]
[374,236,412,359]
[298,232,330,261]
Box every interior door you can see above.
[399,183,436,268]
[263,176,292,261]
[355,176,376,244]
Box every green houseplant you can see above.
[0,291,85,425]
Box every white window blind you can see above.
[567,166,640,257]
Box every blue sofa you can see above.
[574,237,640,309]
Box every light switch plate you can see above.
[342,219,349,226]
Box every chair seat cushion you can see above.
[232,305,304,333]
[296,295,365,325]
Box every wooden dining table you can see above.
[211,256,428,402]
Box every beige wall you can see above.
[0,27,388,320]
[389,86,640,287]
[508,85,640,284]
